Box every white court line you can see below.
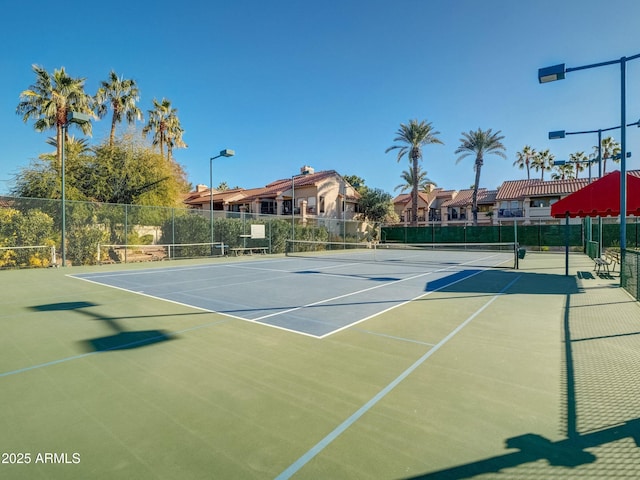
[253,252,505,325]
[275,274,522,480]
[70,252,509,339]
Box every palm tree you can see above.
[569,151,589,178]
[513,145,536,179]
[143,98,186,160]
[164,113,187,161]
[386,119,443,226]
[597,136,621,174]
[551,162,575,180]
[394,166,436,193]
[455,128,506,226]
[16,64,94,169]
[532,149,554,180]
[95,70,143,145]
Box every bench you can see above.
[229,246,268,256]
[605,250,620,272]
[593,250,620,274]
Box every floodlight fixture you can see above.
[548,130,566,140]
[538,64,566,83]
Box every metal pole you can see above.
[597,129,603,257]
[342,180,346,246]
[291,175,295,241]
[565,213,570,276]
[620,57,628,253]
[210,157,214,251]
[61,124,67,267]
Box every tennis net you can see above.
[285,240,519,269]
[0,245,56,269]
[98,242,227,264]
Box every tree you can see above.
[165,114,187,160]
[143,98,186,160]
[514,145,536,180]
[11,133,190,207]
[89,135,190,206]
[16,65,94,170]
[95,70,143,146]
[532,149,554,180]
[356,187,396,240]
[386,119,443,226]
[394,166,436,193]
[455,128,506,226]
[569,151,589,178]
[551,162,575,180]
[597,136,621,174]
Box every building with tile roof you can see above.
[186,165,638,228]
[185,166,361,222]
[391,177,595,225]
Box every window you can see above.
[319,196,325,213]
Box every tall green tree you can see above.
[455,128,506,226]
[90,135,190,205]
[569,151,589,178]
[95,70,143,146]
[394,166,436,193]
[16,65,94,170]
[11,134,190,206]
[532,149,554,180]
[356,187,397,240]
[143,98,186,160]
[386,119,442,226]
[597,136,621,174]
[513,145,536,180]
[165,114,187,160]
[551,162,575,180]
[343,175,366,194]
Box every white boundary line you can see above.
[275,274,522,480]
[68,252,509,339]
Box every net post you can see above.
[52,246,57,267]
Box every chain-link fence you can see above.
[621,250,640,300]
[381,219,640,251]
[0,196,368,268]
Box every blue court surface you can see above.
[71,251,513,338]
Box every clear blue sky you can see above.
[2,0,640,196]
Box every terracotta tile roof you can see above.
[441,189,497,207]
[184,187,246,206]
[185,169,359,205]
[392,191,432,205]
[496,178,589,200]
[241,170,350,201]
[433,189,456,198]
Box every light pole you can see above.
[209,149,235,253]
[60,111,91,267]
[549,120,639,179]
[291,174,296,242]
[539,53,640,253]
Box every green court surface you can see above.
[1,253,640,479]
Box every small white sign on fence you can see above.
[251,224,266,239]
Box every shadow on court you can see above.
[424,269,581,296]
[30,301,176,352]
[403,284,640,479]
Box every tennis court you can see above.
[2,248,640,479]
[70,241,518,338]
